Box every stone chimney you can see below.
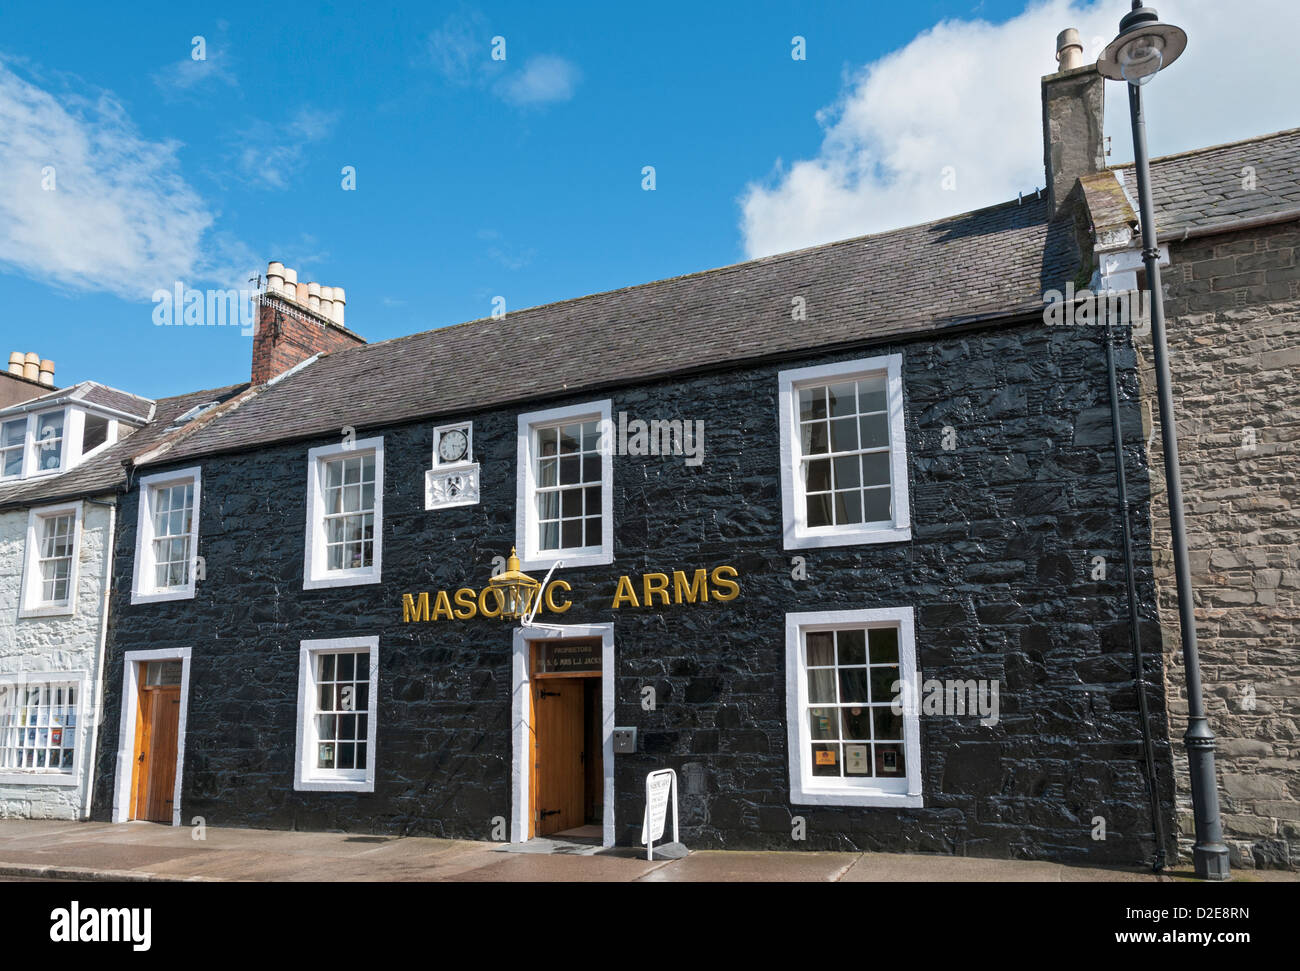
[1042,28,1106,214]
[252,260,365,385]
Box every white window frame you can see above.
[294,636,379,793]
[18,501,83,618]
[785,607,923,808]
[0,670,90,786]
[516,399,613,571]
[131,467,202,605]
[303,437,385,590]
[778,354,911,549]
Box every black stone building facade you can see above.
[86,238,1178,865]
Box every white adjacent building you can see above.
[0,376,239,819]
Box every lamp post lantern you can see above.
[1099,2,1230,880]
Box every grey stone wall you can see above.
[1137,219,1300,868]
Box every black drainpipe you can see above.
[1103,314,1168,872]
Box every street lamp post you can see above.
[1099,2,1230,880]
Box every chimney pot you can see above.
[267,260,285,294]
[23,352,39,382]
[282,266,298,300]
[319,285,335,319]
[1056,28,1084,72]
[330,287,346,326]
[306,281,321,312]
[7,352,23,376]
[39,360,55,386]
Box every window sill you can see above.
[303,571,382,591]
[0,772,79,787]
[790,784,922,808]
[130,586,196,606]
[519,548,612,572]
[17,603,76,619]
[294,777,374,793]
[783,522,912,550]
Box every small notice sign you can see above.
[535,639,601,674]
[815,749,837,766]
[640,769,678,860]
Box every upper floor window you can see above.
[516,400,613,570]
[785,607,922,808]
[131,467,202,604]
[19,502,83,618]
[778,354,910,549]
[303,438,384,589]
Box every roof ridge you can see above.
[1109,126,1300,171]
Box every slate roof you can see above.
[0,381,156,423]
[0,384,247,511]
[1113,127,1300,238]
[139,192,1081,466]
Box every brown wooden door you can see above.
[532,678,584,836]
[131,686,181,823]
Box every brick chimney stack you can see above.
[252,261,365,385]
[1042,28,1106,214]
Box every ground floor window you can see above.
[294,637,378,792]
[0,675,82,783]
[785,607,922,807]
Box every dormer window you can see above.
[0,409,68,480]
[0,406,123,481]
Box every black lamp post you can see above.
[1098,2,1230,880]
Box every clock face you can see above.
[438,428,469,463]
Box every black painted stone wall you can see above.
[90,318,1177,865]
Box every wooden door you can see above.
[532,678,584,836]
[131,686,181,823]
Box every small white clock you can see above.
[438,428,469,463]
[434,423,472,465]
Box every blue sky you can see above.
[1,0,1295,400]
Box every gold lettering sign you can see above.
[401,565,739,621]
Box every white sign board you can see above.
[640,769,678,860]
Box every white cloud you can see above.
[424,10,578,107]
[426,8,496,85]
[233,107,339,189]
[740,0,1300,258]
[0,60,242,300]
[152,50,237,100]
[495,55,581,106]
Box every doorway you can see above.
[130,660,183,823]
[111,648,191,826]
[529,639,603,838]
[511,625,614,846]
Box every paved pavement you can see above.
[0,819,1294,882]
